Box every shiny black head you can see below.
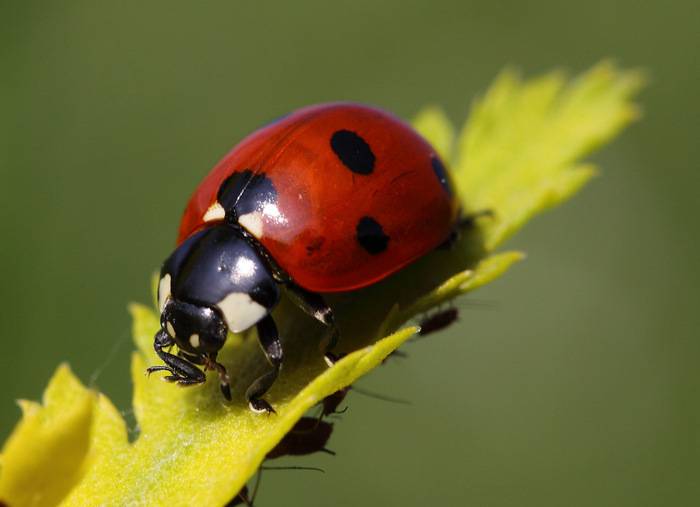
[156,224,280,356]
[160,298,228,355]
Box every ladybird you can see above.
[149,102,461,413]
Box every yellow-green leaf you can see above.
[453,61,643,249]
[0,62,643,507]
[412,105,455,161]
[59,315,417,506]
[0,365,94,507]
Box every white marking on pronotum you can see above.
[158,274,172,312]
[203,201,226,222]
[217,292,267,333]
[166,321,176,338]
[238,212,264,238]
[189,334,200,348]
[324,355,335,368]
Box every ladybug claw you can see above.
[324,352,343,367]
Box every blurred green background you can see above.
[2,1,698,505]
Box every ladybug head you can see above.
[156,224,281,356]
[160,298,228,355]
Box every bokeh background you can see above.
[2,1,698,506]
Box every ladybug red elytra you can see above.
[149,103,463,413]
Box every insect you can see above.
[149,102,462,413]
[418,308,459,336]
[227,418,334,506]
[319,387,350,418]
[266,417,336,459]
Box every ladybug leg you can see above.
[246,314,282,414]
[176,347,232,399]
[147,329,206,386]
[284,282,341,365]
[284,282,335,327]
[323,328,341,366]
[204,355,232,401]
[178,350,205,364]
[162,376,204,386]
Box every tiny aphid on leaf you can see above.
[226,417,334,505]
[266,417,336,459]
[148,103,483,413]
[320,387,350,418]
[418,308,459,336]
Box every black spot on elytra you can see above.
[356,216,389,254]
[217,170,278,219]
[330,130,375,175]
[430,155,452,195]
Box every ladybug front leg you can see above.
[178,349,232,400]
[284,282,341,365]
[147,329,206,386]
[245,314,282,414]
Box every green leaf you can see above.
[412,105,455,161]
[0,62,643,507]
[452,61,643,249]
[0,365,95,507]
